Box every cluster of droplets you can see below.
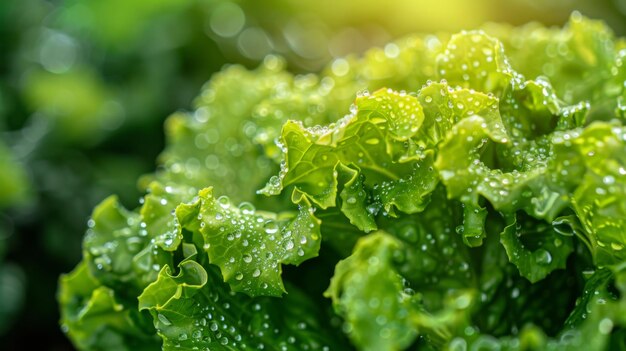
[85,194,179,279]
[154,287,331,351]
[436,30,514,88]
[393,220,472,284]
[337,246,415,345]
[194,192,319,295]
[358,88,424,139]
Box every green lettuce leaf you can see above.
[324,231,420,351]
[437,30,515,94]
[500,212,574,282]
[138,245,347,351]
[487,13,618,107]
[325,228,478,351]
[176,187,321,297]
[566,123,626,266]
[260,88,437,229]
[59,262,160,351]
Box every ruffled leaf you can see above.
[58,262,159,351]
[500,212,574,282]
[176,187,321,297]
[324,232,420,351]
[437,30,515,94]
[566,123,626,266]
[139,249,346,351]
[325,228,476,350]
[260,88,434,226]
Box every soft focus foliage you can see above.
[59,14,626,351]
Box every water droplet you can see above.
[511,288,520,298]
[459,262,469,271]
[603,175,615,185]
[384,43,400,58]
[284,240,294,250]
[253,269,261,277]
[158,314,172,326]
[126,237,143,252]
[598,318,613,334]
[535,249,552,265]
[263,221,279,234]
[243,254,253,263]
[235,272,243,280]
[239,202,255,215]
[454,295,471,309]
[217,196,230,209]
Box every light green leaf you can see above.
[83,191,176,295]
[153,61,333,205]
[325,227,477,350]
[379,187,476,308]
[325,231,420,351]
[434,114,509,207]
[58,262,159,351]
[373,152,438,216]
[261,88,442,224]
[336,163,377,231]
[437,30,515,94]
[488,13,617,106]
[500,212,574,282]
[176,187,321,297]
[415,82,502,145]
[139,252,347,351]
[567,123,626,266]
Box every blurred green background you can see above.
[1,0,625,349]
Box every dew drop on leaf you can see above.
[217,195,230,209]
[239,202,255,214]
[158,314,172,326]
[535,249,552,265]
[263,220,279,234]
[284,240,294,250]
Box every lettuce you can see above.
[59,13,626,351]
